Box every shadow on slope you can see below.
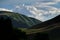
[0,15,27,40]
[30,15,60,29]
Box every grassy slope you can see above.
[18,26,57,35]
[0,11,41,27]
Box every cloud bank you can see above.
[0,0,60,21]
[24,0,60,21]
[0,8,13,12]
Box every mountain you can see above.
[0,11,41,28]
[16,15,60,40]
[29,17,41,25]
[27,15,60,40]
[30,15,60,29]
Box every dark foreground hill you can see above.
[27,15,60,40]
[15,15,60,40]
[0,14,60,40]
[30,15,60,29]
[0,11,41,28]
[0,15,28,40]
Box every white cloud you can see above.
[12,0,60,21]
[16,6,20,8]
[25,1,60,21]
[53,0,60,2]
[33,2,57,8]
[0,8,13,12]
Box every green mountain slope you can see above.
[0,11,41,28]
[18,15,60,34]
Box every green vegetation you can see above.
[0,11,41,28]
[17,24,57,35]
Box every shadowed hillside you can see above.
[0,15,28,40]
[26,15,60,40]
[30,15,60,29]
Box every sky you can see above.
[0,0,60,21]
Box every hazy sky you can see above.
[0,0,60,21]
